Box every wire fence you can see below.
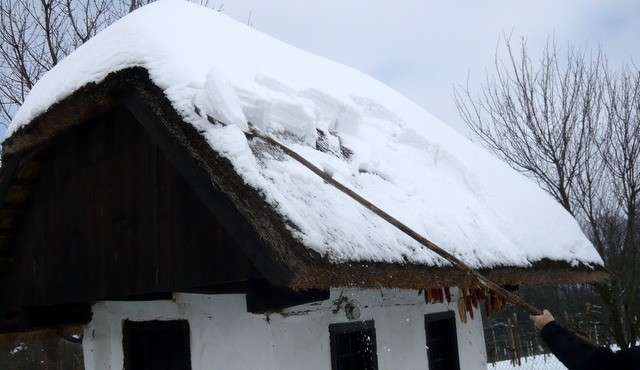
[488,353,566,370]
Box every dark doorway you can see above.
[123,319,191,370]
[425,311,460,370]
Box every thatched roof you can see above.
[0,67,607,291]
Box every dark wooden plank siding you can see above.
[17,106,259,307]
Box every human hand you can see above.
[529,309,555,331]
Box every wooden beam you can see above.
[19,302,92,332]
[246,284,329,313]
[178,279,268,295]
[102,292,173,302]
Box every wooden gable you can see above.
[5,104,267,310]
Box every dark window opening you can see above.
[123,319,191,370]
[425,311,460,370]
[329,321,378,370]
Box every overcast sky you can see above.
[221,0,640,133]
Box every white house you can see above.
[0,1,605,369]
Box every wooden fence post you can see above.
[491,328,498,362]
[507,317,517,365]
[513,313,522,366]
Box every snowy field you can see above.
[489,354,566,370]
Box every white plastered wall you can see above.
[83,289,487,370]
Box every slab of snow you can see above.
[6,0,604,269]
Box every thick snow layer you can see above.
[7,0,603,268]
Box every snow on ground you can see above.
[5,1,604,268]
[489,354,565,370]
[488,341,637,370]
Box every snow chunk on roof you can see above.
[7,0,604,268]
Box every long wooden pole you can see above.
[195,106,543,314]
[245,122,543,315]
[198,108,607,347]
[256,126,614,347]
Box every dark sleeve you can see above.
[540,321,617,370]
[613,345,640,369]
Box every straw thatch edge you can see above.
[290,259,608,291]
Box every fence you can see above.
[485,311,606,369]
[488,352,566,370]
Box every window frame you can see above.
[329,320,379,370]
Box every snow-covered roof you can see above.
[4,1,605,287]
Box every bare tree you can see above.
[0,0,223,127]
[596,65,640,347]
[0,0,127,125]
[455,36,640,348]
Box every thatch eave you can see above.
[290,259,608,291]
